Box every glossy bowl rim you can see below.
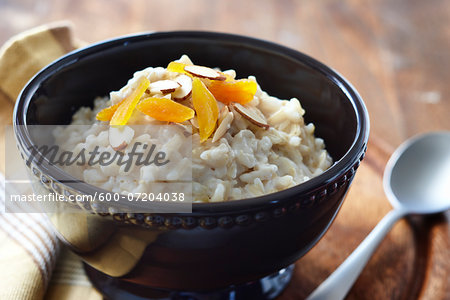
[13,30,370,214]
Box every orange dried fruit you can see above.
[207,79,257,105]
[192,77,219,142]
[137,97,194,123]
[167,61,189,74]
[110,77,150,126]
[96,99,124,121]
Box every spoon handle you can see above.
[306,209,406,300]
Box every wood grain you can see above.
[0,0,448,299]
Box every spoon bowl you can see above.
[308,131,450,300]
[384,132,450,214]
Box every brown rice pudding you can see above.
[54,55,332,202]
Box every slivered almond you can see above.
[148,80,180,94]
[212,111,234,142]
[218,105,229,124]
[172,75,193,101]
[184,65,226,81]
[190,117,199,129]
[232,103,269,129]
[109,126,135,151]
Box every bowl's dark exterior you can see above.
[13,32,369,292]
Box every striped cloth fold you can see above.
[0,172,60,287]
[0,22,102,300]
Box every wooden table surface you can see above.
[1,0,449,299]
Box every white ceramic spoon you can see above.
[307,132,450,300]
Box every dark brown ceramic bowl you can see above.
[14,31,369,299]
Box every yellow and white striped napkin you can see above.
[0,22,101,300]
[0,172,60,294]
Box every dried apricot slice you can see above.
[96,99,124,121]
[137,97,194,122]
[110,77,150,126]
[208,79,257,105]
[167,61,189,74]
[192,77,219,142]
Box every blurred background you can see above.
[1,0,449,299]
